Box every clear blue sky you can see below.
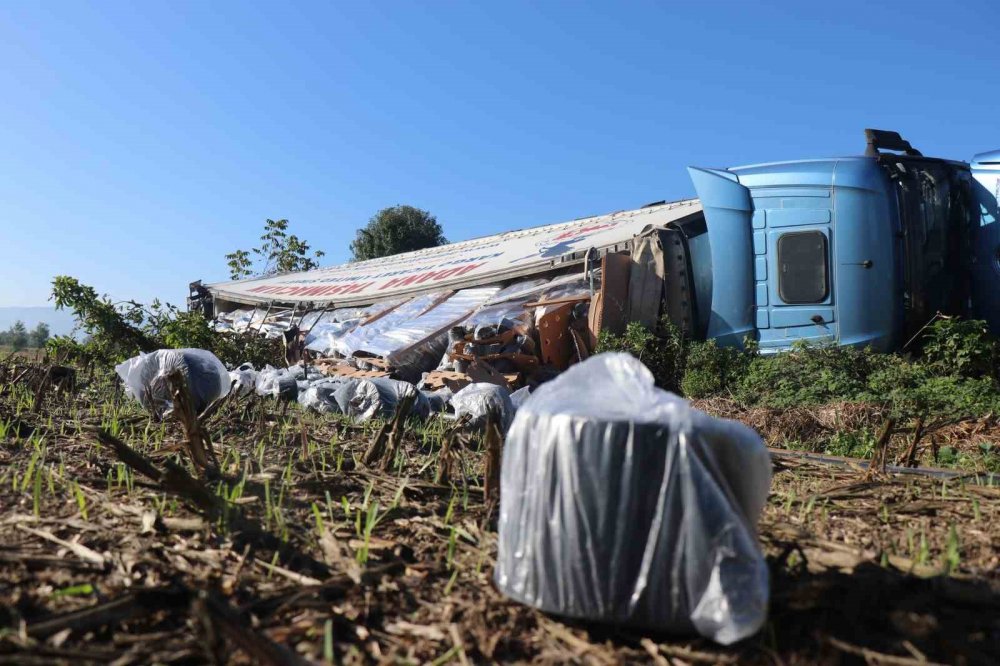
[2,1,998,307]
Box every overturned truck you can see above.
[190,129,1000,390]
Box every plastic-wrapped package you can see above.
[450,383,514,432]
[213,308,258,333]
[287,364,325,382]
[464,278,550,329]
[509,386,531,410]
[115,349,231,418]
[276,376,299,400]
[242,308,269,333]
[295,310,326,331]
[255,366,283,396]
[255,366,299,401]
[422,387,453,413]
[334,377,430,422]
[356,287,500,381]
[230,308,258,332]
[495,353,771,645]
[536,275,591,301]
[304,318,363,355]
[298,380,344,414]
[303,301,405,356]
[334,293,445,358]
[229,363,257,397]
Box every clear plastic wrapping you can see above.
[450,382,514,432]
[255,365,299,400]
[495,353,771,645]
[509,386,532,410]
[303,301,405,356]
[536,275,591,301]
[298,379,344,414]
[333,293,444,358]
[464,278,550,329]
[357,288,500,380]
[229,363,258,397]
[115,349,231,418]
[333,377,430,422]
[422,387,453,413]
[304,317,364,355]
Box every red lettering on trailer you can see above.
[377,263,485,291]
[341,282,375,294]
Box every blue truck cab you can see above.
[683,129,998,352]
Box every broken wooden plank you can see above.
[524,294,592,308]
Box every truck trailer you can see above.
[193,130,1000,376]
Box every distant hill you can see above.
[0,307,79,337]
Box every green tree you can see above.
[8,320,29,351]
[225,218,326,280]
[29,322,50,348]
[50,276,159,364]
[350,205,447,261]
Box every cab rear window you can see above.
[777,231,828,303]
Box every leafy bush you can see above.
[730,339,1000,422]
[681,338,755,399]
[596,319,688,392]
[734,342,896,408]
[867,362,1000,421]
[49,276,281,369]
[919,317,998,379]
[824,429,877,458]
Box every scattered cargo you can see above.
[115,349,231,418]
[494,353,771,644]
[450,382,514,432]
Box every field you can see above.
[0,347,46,363]
[1,361,999,665]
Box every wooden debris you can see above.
[524,294,592,308]
[316,363,391,380]
[364,392,415,469]
[483,417,502,503]
[166,369,219,473]
[15,525,106,568]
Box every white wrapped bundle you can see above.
[495,353,771,645]
[115,349,231,417]
[450,383,514,432]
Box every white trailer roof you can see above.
[205,198,701,307]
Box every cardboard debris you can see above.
[315,363,391,380]
[421,370,519,393]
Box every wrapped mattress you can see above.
[495,352,771,645]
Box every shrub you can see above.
[735,342,895,408]
[919,317,998,379]
[596,319,688,392]
[681,338,754,399]
[49,275,282,369]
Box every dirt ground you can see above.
[0,364,998,665]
